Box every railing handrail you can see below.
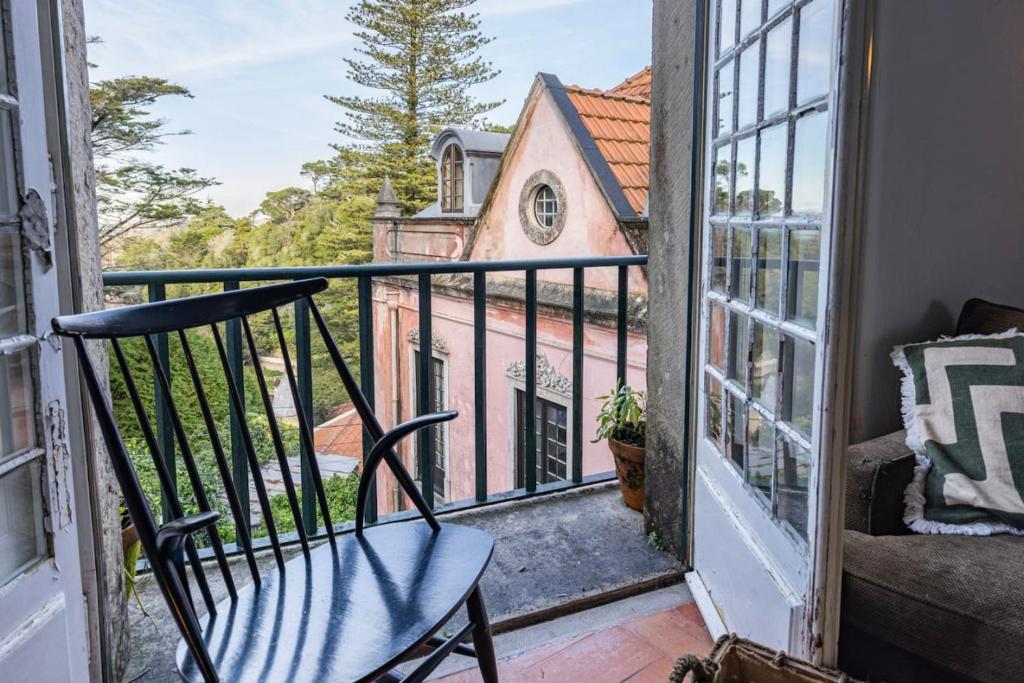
[102,254,649,286]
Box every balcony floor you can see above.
[125,481,685,682]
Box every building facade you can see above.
[369,68,652,512]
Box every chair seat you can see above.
[176,522,494,682]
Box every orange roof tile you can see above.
[313,404,364,459]
[564,69,651,214]
[609,66,652,100]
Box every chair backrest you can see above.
[52,278,438,664]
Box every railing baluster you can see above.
[223,282,249,538]
[147,282,175,523]
[293,295,319,536]
[473,272,487,503]
[417,273,434,509]
[572,268,584,484]
[277,305,335,542]
[357,276,377,524]
[617,265,628,387]
[525,269,537,493]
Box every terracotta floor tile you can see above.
[436,602,711,683]
[519,626,663,682]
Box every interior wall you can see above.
[848,0,1024,443]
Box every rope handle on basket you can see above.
[669,654,719,683]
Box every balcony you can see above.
[100,256,707,681]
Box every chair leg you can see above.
[466,586,499,682]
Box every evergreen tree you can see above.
[327,0,502,214]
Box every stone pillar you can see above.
[372,176,400,262]
[645,0,699,561]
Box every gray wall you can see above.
[645,0,698,559]
[847,0,1024,443]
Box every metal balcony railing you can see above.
[102,255,648,553]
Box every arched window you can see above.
[440,144,464,213]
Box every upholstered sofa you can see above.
[838,299,1024,683]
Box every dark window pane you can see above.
[0,111,18,219]
[728,310,749,388]
[706,374,723,449]
[786,229,820,328]
[709,303,726,371]
[726,392,746,472]
[711,224,728,293]
[782,335,815,439]
[713,147,731,213]
[754,227,782,315]
[776,435,810,541]
[731,226,751,303]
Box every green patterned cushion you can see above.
[892,331,1024,535]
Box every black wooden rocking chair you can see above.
[53,278,498,682]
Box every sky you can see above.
[83,0,653,216]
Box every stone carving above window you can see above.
[518,169,567,245]
[506,351,572,397]
[407,328,449,354]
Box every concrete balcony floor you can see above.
[125,482,691,682]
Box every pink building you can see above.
[370,68,651,513]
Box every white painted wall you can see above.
[847,0,1024,443]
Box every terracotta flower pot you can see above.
[608,437,645,511]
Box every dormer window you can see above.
[441,144,464,213]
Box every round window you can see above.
[533,185,558,228]
[518,170,566,245]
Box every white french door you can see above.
[689,0,843,659]
[0,1,89,679]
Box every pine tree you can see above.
[327,0,502,214]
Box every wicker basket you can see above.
[670,635,863,683]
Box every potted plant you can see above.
[595,380,647,511]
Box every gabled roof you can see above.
[608,66,652,100]
[563,84,650,214]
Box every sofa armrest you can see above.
[845,431,916,535]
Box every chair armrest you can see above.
[154,511,220,556]
[356,411,458,532]
[844,431,915,536]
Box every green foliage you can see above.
[266,470,361,536]
[89,72,217,255]
[595,380,647,448]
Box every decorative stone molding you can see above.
[506,352,572,397]
[518,169,567,245]
[407,328,449,354]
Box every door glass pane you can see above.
[734,137,755,215]
[777,435,810,540]
[709,303,726,371]
[763,19,792,118]
[713,148,731,213]
[728,310,749,388]
[0,349,35,458]
[0,461,46,587]
[787,229,820,328]
[757,124,786,217]
[0,110,18,219]
[716,62,735,138]
[751,322,779,408]
[0,230,27,336]
[783,335,815,439]
[740,0,761,40]
[719,0,738,55]
[0,8,7,94]
[711,224,728,292]
[730,226,751,302]
[792,111,828,215]
[796,0,834,103]
[755,228,782,315]
[747,409,773,499]
[726,392,746,472]
[706,374,724,448]
[736,43,760,130]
